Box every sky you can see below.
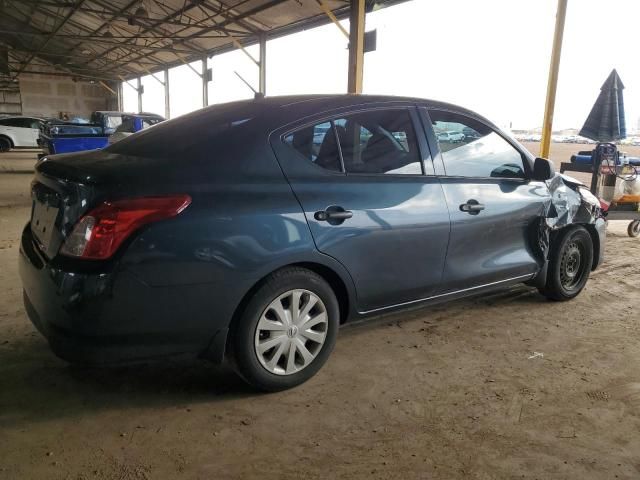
[123,0,640,132]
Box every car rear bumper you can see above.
[19,223,227,365]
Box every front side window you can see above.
[27,118,41,129]
[335,109,422,175]
[430,110,526,179]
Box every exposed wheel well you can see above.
[294,262,350,323]
[224,262,351,360]
[584,224,600,270]
[551,224,599,271]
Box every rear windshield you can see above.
[105,102,257,158]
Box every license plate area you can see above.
[31,182,62,253]
[31,201,59,250]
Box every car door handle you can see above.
[314,206,353,224]
[459,199,485,215]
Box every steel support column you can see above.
[347,0,365,94]
[259,33,267,95]
[540,0,568,159]
[136,76,142,113]
[202,55,209,107]
[164,69,170,119]
[117,81,123,111]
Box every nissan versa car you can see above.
[19,95,606,391]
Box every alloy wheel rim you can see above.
[560,241,583,290]
[254,289,328,376]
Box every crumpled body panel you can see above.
[545,173,603,229]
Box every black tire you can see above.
[628,220,640,238]
[539,225,593,301]
[0,137,11,152]
[230,267,339,392]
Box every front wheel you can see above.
[230,267,339,391]
[539,225,593,301]
[628,220,640,238]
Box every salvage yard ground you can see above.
[1,148,639,479]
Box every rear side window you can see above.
[0,118,20,127]
[283,109,423,175]
[430,110,525,179]
[284,121,341,172]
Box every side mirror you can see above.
[532,157,555,181]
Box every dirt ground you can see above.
[1,150,639,480]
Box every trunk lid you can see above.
[30,149,188,259]
[30,167,96,259]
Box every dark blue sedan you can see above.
[19,95,606,391]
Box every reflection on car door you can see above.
[425,108,549,292]
[272,106,451,313]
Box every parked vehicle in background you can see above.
[89,111,164,135]
[38,112,164,155]
[91,111,135,135]
[437,130,465,143]
[462,126,482,141]
[38,120,108,155]
[0,116,43,151]
[107,114,164,145]
[19,95,606,392]
[447,130,465,142]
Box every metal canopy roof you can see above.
[0,0,405,82]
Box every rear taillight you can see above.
[60,195,191,260]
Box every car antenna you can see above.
[233,70,263,100]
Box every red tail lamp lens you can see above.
[60,195,191,260]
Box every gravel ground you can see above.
[1,152,639,479]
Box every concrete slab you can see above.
[0,150,39,173]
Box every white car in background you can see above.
[0,116,43,152]
[437,131,465,143]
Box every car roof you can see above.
[195,94,497,130]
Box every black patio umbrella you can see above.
[579,69,626,142]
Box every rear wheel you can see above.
[0,137,11,152]
[230,267,339,391]
[628,220,640,238]
[539,225,593,301]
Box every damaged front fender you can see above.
[529,173,606,286]
[544,173,603,229]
